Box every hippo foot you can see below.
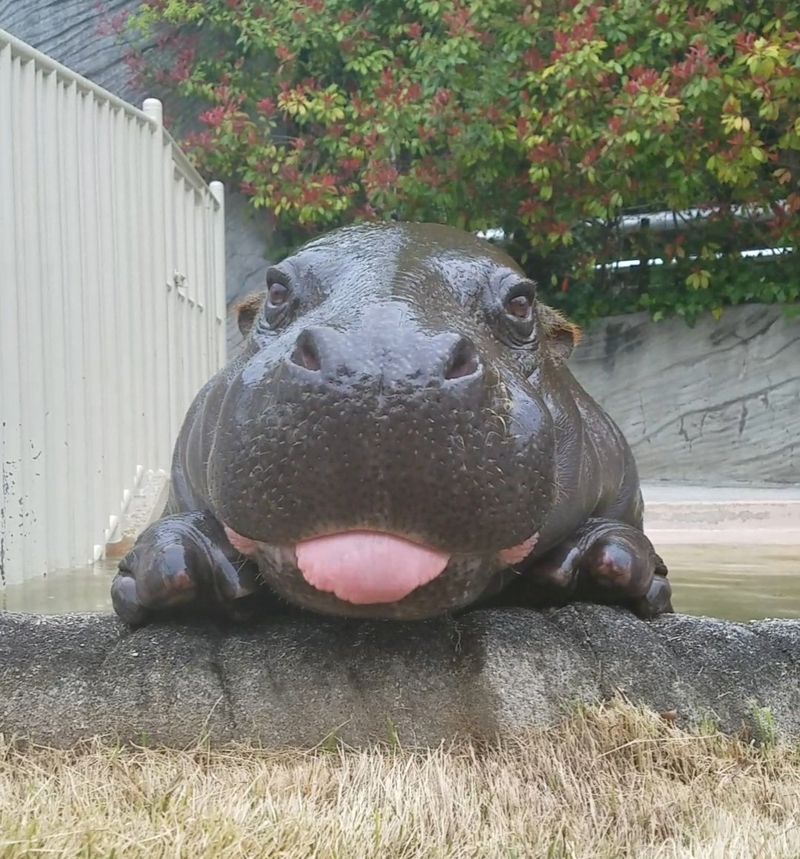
[111,512,264,626]
[520,518,673,619]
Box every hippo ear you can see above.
[540,304,582,366]
[232,292,265,338]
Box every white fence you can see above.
[0,29,227,586]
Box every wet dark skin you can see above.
[112,223,672,626]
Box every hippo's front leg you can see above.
[522,519,673,619]
[111,511,263,626]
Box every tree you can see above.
[119,0,800,322]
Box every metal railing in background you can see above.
[0,29,227,586]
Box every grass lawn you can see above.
[1,701,798,858]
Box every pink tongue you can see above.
[295,531,451,605]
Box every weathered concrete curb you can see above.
[642,483,800,544]
[2,607,799,747]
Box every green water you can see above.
[2,545,799,622]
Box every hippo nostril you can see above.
[290,331,322,372]
[443,337,480,381]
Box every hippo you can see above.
[112,222,671,626]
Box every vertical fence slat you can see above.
[117,114,135,502]
[60,79,89,567]
[186,189,200,400]
[126,113,145,503]
[163,154,178,447]
[0,30,226,584]
[0,44,24,585]
[136,114,151,479]
[96,100,122,543]
[138,119,157,471]
[40,68,70,571]
[210,182,227,369]
[170,172,187,442]
[111,106,135,525]
[80,90,107,562]
[145,108,171,468]
[199,195,212,385]
[16,56,49,578]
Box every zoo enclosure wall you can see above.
[0,28,227,586]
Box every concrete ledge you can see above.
[2,607,799,747]
[648,528,800,545]
[642,483,800,544]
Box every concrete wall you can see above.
[1,0,273,314]
[571,304,799,485]
[0,0,144,103]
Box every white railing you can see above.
[0,29,227,585]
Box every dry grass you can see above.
[1,702,799,859]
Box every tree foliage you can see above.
[119,0,800,322]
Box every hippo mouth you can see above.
[223,524,538,606]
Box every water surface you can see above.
[2,544,799,622]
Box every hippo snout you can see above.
[201,223,565,618]
[283,324,482,389]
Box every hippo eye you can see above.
[504,292,533,321]
[267,280,290,307]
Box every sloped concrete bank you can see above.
[2,607,798,747]
[571,304,800,484]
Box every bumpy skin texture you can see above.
[112,223,671,626]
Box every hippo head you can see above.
[195,223,581,619]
